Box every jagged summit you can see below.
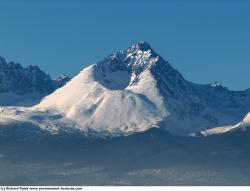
[92,41,166,90]
[128,41,152,51]
[93,41,178,91]
[99,41,160,71]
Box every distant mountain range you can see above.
[0,41,249,137]
[0,56,70,106]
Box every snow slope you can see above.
[0,41,250,136]
[34,42,168,134]
[200,112,250,136]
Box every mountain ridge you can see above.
[0,56,71,106]
[0,41,250,136]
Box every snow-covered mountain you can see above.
[0,57,70,106]
[0,41,250,136]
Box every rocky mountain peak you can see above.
[127,41,152,52]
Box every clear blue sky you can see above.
[0,0,249,90]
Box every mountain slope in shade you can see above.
[0,41,250,136]
[0,57,70,106]
[52,74,71,89]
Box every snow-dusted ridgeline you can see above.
[0,57,71,106]
[0,41,250,136]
